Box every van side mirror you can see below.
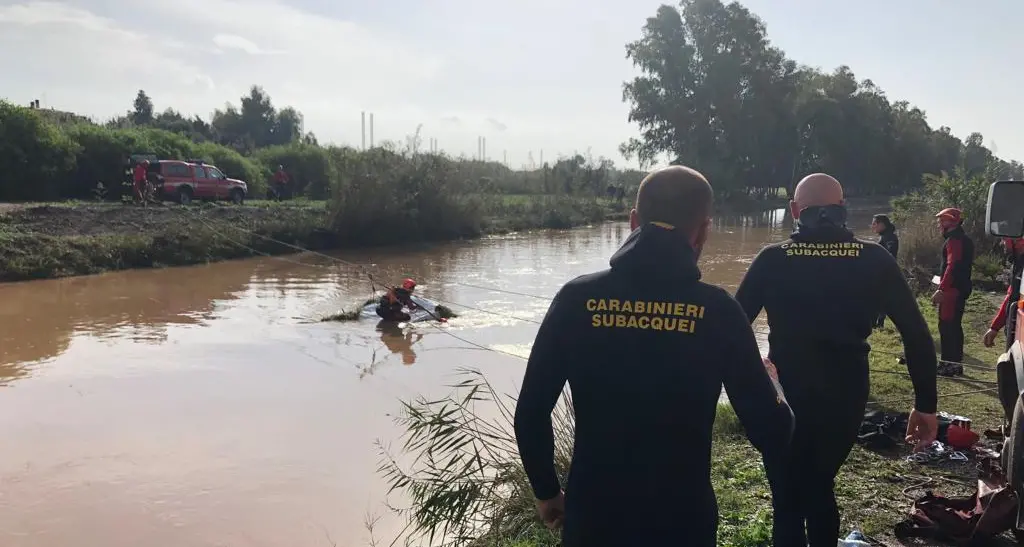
[986,180,1024,238]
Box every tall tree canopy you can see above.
[110,86,313,154]
[622,0,1023,198]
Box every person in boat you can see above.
[734,173,938,547]
[375,278,419,322]
[513,165,793,547]
[870,214,899,328]
[984,237,1024,350]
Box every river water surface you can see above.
[0,207,878,547]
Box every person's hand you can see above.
[931,290,944,305]
[536,490,566,530]
[763,357,779,382]
[984,328,999,348]
[905,409,938,452]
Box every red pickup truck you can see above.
[149,160,249,205]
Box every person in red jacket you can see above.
[984,237,1024,350]
[273,165,289,199]
[375,278,419,322]
[933,208,974,376]
[132,160,149,202]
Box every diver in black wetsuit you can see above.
[513,166,793,547]
[735,173,938,547]
[871,214,899,328]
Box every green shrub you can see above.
[0,100,79,200]
[892,167,989,246]
[62,124,141,199]
[255,143,338,199]
[0,102,267,201]
[892,167,1007,290]
[328,149,486,244]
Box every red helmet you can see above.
[401,278,417,290]
[935,207,962,224]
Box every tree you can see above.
[621,0,1017,199]
[131,90,154,126]
[211,85,304,152]
[621,0,802,197]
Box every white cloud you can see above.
[0,1,215,101]
[0,0,652,163]
[3,0,1023,167]
[212,34,273,56]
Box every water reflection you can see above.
[0,260,259,370]
[377,321,423,366]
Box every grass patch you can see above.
[376,292,1006,547]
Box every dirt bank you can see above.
[0,202,330,282]
[0,202,327,237]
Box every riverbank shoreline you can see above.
[0,195,790,283]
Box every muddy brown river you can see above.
[0,207,878,547]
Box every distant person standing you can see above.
[132,160,149,203]
[871,214,899,328]
[273,165,290,199]
[933,208,974,376]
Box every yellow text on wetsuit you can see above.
[781,241,863,258]
[585,298,704,333]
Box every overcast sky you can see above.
[1,0,1020,168]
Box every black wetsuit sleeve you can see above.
[734,248,773,323]
[514,287,570,501]
[879,254,938,413]
[718,295,794,455]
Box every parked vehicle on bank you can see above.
[985,179,1024,539]
[145,159,249,205]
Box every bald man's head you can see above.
[792,173,844,210]
[632,165,714,232]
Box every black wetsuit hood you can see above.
[609,223,701,284]
[791,222,857,243]
[791,204,854,242]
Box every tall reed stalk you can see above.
[377,369,573,547]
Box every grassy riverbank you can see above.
[378,292,1007,547]
[0,196,625,282]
